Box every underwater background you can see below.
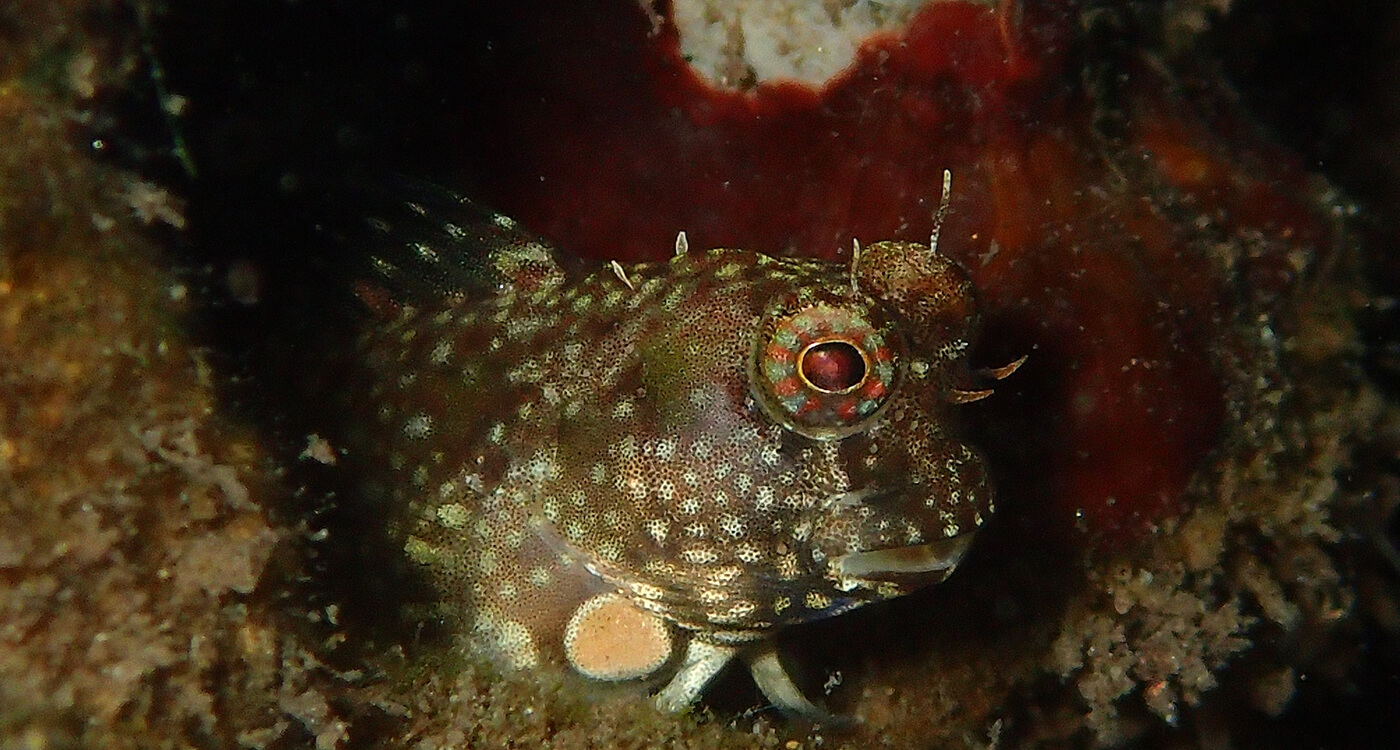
[2,1,1399,747]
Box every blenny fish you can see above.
[350,173,1015,717]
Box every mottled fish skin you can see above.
[353,187,995,712]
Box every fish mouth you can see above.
[832,534,973,582]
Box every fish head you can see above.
[739,240,991,614]
[564,244,993,632]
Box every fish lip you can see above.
[831,534,973,581]
[826,485,895,508]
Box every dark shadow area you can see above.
[1208,0,1400,399]
[94,0,551,662]
[1206,1,1400,745]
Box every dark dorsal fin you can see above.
[317,177,578,306]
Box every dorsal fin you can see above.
[319,177,579,304]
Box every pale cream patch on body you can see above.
[563,593,674,681]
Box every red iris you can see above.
[800,341,867,393]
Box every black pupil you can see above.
[801,341,867,392]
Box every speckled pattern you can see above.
[355,186,997,713]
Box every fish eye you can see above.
[752,303,899,440]
[798,340,868,393]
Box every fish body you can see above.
[353,187,997,714]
